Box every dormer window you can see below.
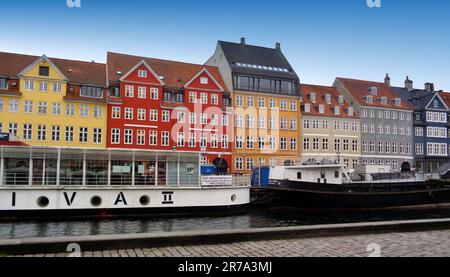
[369,86,378,96]
[366,95,373,104]
[381,97,388,105]
[394,98,402,106]
[334,106,340,115]
[318,105,325,114]
[39,66,49,77]
[0,78,7,89]
[325,94,332,104]
[200,77,209,84]
[434,99,439,108]
[304,104,311,113]
[309,93,316,103]
[138,70,147,78]
[348,107,354,116]
[338,95,344,105]
[81,86,103,98]
[110,87,120,97]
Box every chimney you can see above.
[275,42,281,50]
[425,82,434,93]
[405,76,413,91]
[384,73,391,87]
[240,37,246,45]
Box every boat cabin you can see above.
[269,164,346,185]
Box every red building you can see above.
[106,52,232,173]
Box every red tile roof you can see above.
[335,77,412,110]
[438,91,450,107]
[0,51,106,87]
[107,52,227,91]
[301,84,359,119]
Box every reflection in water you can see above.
[1,208,450,240]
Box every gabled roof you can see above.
[335,77,412,110]
[393,87,448,111]
[18,55,69,81]
[0,51,107,87]
[184,68,224,91]
[107,52,227,91]
[119,60,165,85]
[301,84,359,119]
[217,40,299,81]
[438,91,450,108]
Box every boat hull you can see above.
[268,180,450,211]
[0,186,250,221]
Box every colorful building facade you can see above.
[300,84,361,169]
[206,38,302,174]
[106,52,232,183]
[334,76,414,172]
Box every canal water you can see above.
[2,208,450,240]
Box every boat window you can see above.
[335,171,340,178]
[321,171,326,179]
[297,172,302,179]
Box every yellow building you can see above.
[206,39,302,173]
[0,52,107,149]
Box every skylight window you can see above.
[234,63,290,73]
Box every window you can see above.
[24,100,33,113]
[177,112,185,124]
[211,114,219,126]
[149,131,157,146]
[53,83,62,93]
[246,115,254,128]
[161,131,169,146]
[258,117,266,129]
[138,70,147,78]
[0,99,3,112]
[221,135,229,149]
[246,158,254,171]
[162,110,170,122]
[258,97,266,108]
[39,66,49,76]
[303,119,310,129]
[94,107,103,118]
[189,133,196,147]
[7,123,17,137]
[415,144,424,155]
[247,96,254,107]
[65,126,74,142]
[38,101,47,114]
[25,80,34,91]
[125,108,133,120]
[80,105,89,117]
[66,104,75,116]
[150,88,159,100]
[291,139,297,150]
[211,94,219,105]
[23,124,32,140]
[137,130,146,145]
[236,96,243,107]
[9,100,19,113]
[51,126,61,142]
[138,87,147,99]
[303,138,310,151]
[52,103,61,115]
[174,93,184,103]
[177,132,185,147]
[318,105,325,114]
[290,118,297,130]
[269,137,277,150]
[235,136,243,149]
[304,104,311,113]
[222,115,229,126]
[280,118,287,130]
[163,91,172,102]
[189,91,197,103]
[235,157,244,171]
[280,138,288,150]
[125,85,134,97]
[200,93,208,104]
[124,129,133,145]
[137,109,146,121]
[111,129,121,144]
[211,134,218,148]
[200,77,208,84]
[80,86,103,98]
[280,100,287,111]
[269,99,276,109]
[0,78,8,89]
[37,125,47,141]
[79,127,88,143]
[200,134,207,148]
[290,100,298,111]
[235,115,244,128]
[246,136,254,149]
[201,114,208,125]
[270,117,277,130]
[189,113,197,124]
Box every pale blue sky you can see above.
[1,0,449,90]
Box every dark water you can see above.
[1,208,450,240]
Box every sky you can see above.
[1,0,449,90]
